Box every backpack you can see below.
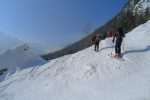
[95,34,100,42]
[117,28,125,38]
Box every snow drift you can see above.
[1,20,150,100]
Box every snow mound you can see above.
[1,21,150,100]
[0,44,47,81]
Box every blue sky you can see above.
[0,0,128,48]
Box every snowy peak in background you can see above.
[0,33,24,54]
[0,44,47,81]
[0,33,55,55]
[124,0,150,15]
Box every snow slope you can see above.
[0,44,47,81]
[1,21,150,100]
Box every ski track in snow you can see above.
[1,21,150,100]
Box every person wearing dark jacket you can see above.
[92,33,102,51]
[112,27,125,58]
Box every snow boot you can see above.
[114,53,121,59]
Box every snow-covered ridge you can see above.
[133,0,150,15]
[0,33,24,54]
[124,0,150,15]
[0,44,47,81]
[0,21,150,100]
[0,33,55,56]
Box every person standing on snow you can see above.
[92,32,102,51]
[112,27,125,58]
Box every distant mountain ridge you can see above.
[0,33,55,55]
[0,44,47,81]
[0,33,24,54]
[42,0,150,60]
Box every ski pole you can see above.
[122,39,125,53]
[111,42,115,54]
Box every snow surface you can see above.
[0,44,47,81]
[1,21,150,100]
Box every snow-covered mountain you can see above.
[0,44,47,81]
[0,33,24,54]
[0,20,150,100]
[0,33,56,55]
[124,0,150,15]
